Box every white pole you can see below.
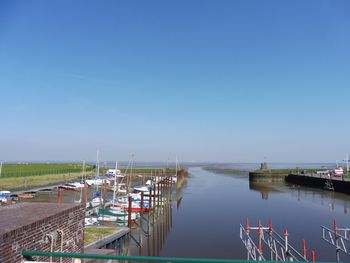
[347,154,349,174]
[96,150,100,177]
[82,160,86,181]
[175,156,177,176]
[0,161,2,178]
[112,161,118,207]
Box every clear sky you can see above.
[0,0,350,163]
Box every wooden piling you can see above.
[128,196,132,228]
[141,191,144,215]
[57,188,62,204]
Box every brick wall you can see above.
[0,203,84,263]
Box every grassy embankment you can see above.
[0,164,177,190]
[204,167,248,175]
[0,163,95,190]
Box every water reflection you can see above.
[249,181,282,200]
[127,175,187,257]
[249,178,350,215]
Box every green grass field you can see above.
[0,164,177,190]
[0,163,94,178]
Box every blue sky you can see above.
[0,1,350,163]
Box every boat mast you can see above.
[82,160,86,182]
[112,161,118,206]
[175,156,178,176]
[129,154,134,191]
[96,150,100,178]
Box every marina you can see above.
[2,0,350,262]
[1,164,350,262]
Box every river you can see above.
[128,166,350,262]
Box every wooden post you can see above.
[128,196,132,228]
[149,186,152,209]
[82,182,87,206]
[57,189,62,204]
[141,191,144,215]
[157,183,160,207]
[302,240,307,260]
[153,184,156,209]
[160,180,163,206]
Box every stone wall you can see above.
[0,203,84,263]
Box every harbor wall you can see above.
[0,203,84,263]
[249,172,288,183]
[285,174,350,195]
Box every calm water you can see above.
[128,167,350,262]
[19,165,350,261]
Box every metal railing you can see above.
[21,250,335,263]
[321,220,350,262]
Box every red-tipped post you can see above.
[311,250,316,262]
[268,218,273,233]
[246,218,250,233]
[284,228,289,252]
[258,220,263,253]
[302,240,307,259]
[333,219,338,234]
[258,220,262,235]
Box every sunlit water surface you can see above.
[128,167,350,262]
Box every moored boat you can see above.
[17,193,35,199]
[0,191,11,203]
[58,182,84,191]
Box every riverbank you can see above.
[0,171,95,191]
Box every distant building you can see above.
[260,162,268,170]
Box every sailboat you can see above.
[98,161,138,222]
[85,152,111,186]
[172,157,179,183]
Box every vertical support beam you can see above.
[157,183,160,207]
[128,196,132,228]
[82,182,88,207]
[302,239,307,260]
[258,220,263,260]
[149,186,152,209]
[311,250,316,262]
[57,189,63,204]
[269,219,273,260]
[141,191,144,215]
[153,184,156,210]
[284,228,289,260]
[334,219,340,262]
